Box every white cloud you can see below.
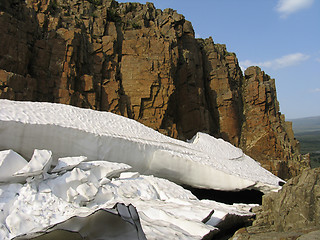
[276,0,314,18]
[311,88,320,93]
[239,60,255,72]
[240,53,310,70]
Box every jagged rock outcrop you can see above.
[0,0,310,179]
[240,66,309,178]
[232,168,320,239]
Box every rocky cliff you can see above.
[0,0,310,179]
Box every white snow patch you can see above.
[0,100,283,192]
[0,149,256,240]
[51,156,87,173]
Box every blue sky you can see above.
[117,0,320,119]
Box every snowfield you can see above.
[0,100,285,239]
[0,100,283,192]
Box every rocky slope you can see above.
[0,0,310,179]
[232,167,320,239]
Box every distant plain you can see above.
[291,116,320,168]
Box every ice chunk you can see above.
[66,186,78,202]
[0,150,28,183]
[51,156,87,173]
[78,161,132,180]
[119,172,140,179]
[45,168,88,201]
[99,178,111,185]
[76,182,98,201]
[14,150,52,178]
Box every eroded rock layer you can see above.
[0,0,310,178]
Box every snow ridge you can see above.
[0,99,283,192]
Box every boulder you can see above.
[232,168,320,239]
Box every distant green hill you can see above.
[290,116,320,133]
[290,116,320,168]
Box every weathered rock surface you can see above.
[0,0,310,179]
[232,168,320,239]
[240,67,309,179]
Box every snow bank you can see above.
[0,100,283,192]
[0,149,254,240]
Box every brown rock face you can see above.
[232,168,320,239]
[240,66,310,179]
[0,0,310,179]
[199,39,243,146]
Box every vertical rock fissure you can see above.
[198,39,220,138]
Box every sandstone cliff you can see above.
[0,0,310,179]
